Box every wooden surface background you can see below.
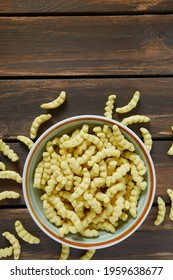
[0,0,173,260]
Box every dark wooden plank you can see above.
[0,0,173,14]
[0,79,172,205]
[0,207,173,259]
[0,141,172,205]
[1,15,173,76]
[0,79,172,139]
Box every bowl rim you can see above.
[23,115,156,250]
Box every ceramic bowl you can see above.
[23,115,156,250]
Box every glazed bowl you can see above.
[23,115,156,250]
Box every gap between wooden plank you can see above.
[1,74,173,80]
[0,202,171,210]
[1,11,173,17]
[2,137,173,143]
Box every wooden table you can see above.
[0,0,173,260]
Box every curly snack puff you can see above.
[154,197,166,226]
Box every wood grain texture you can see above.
[0,208,173,260]
[0,79,172,139]
[1,15,173,76]
[0,0,173,14]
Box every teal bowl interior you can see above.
[23,115,156,249]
